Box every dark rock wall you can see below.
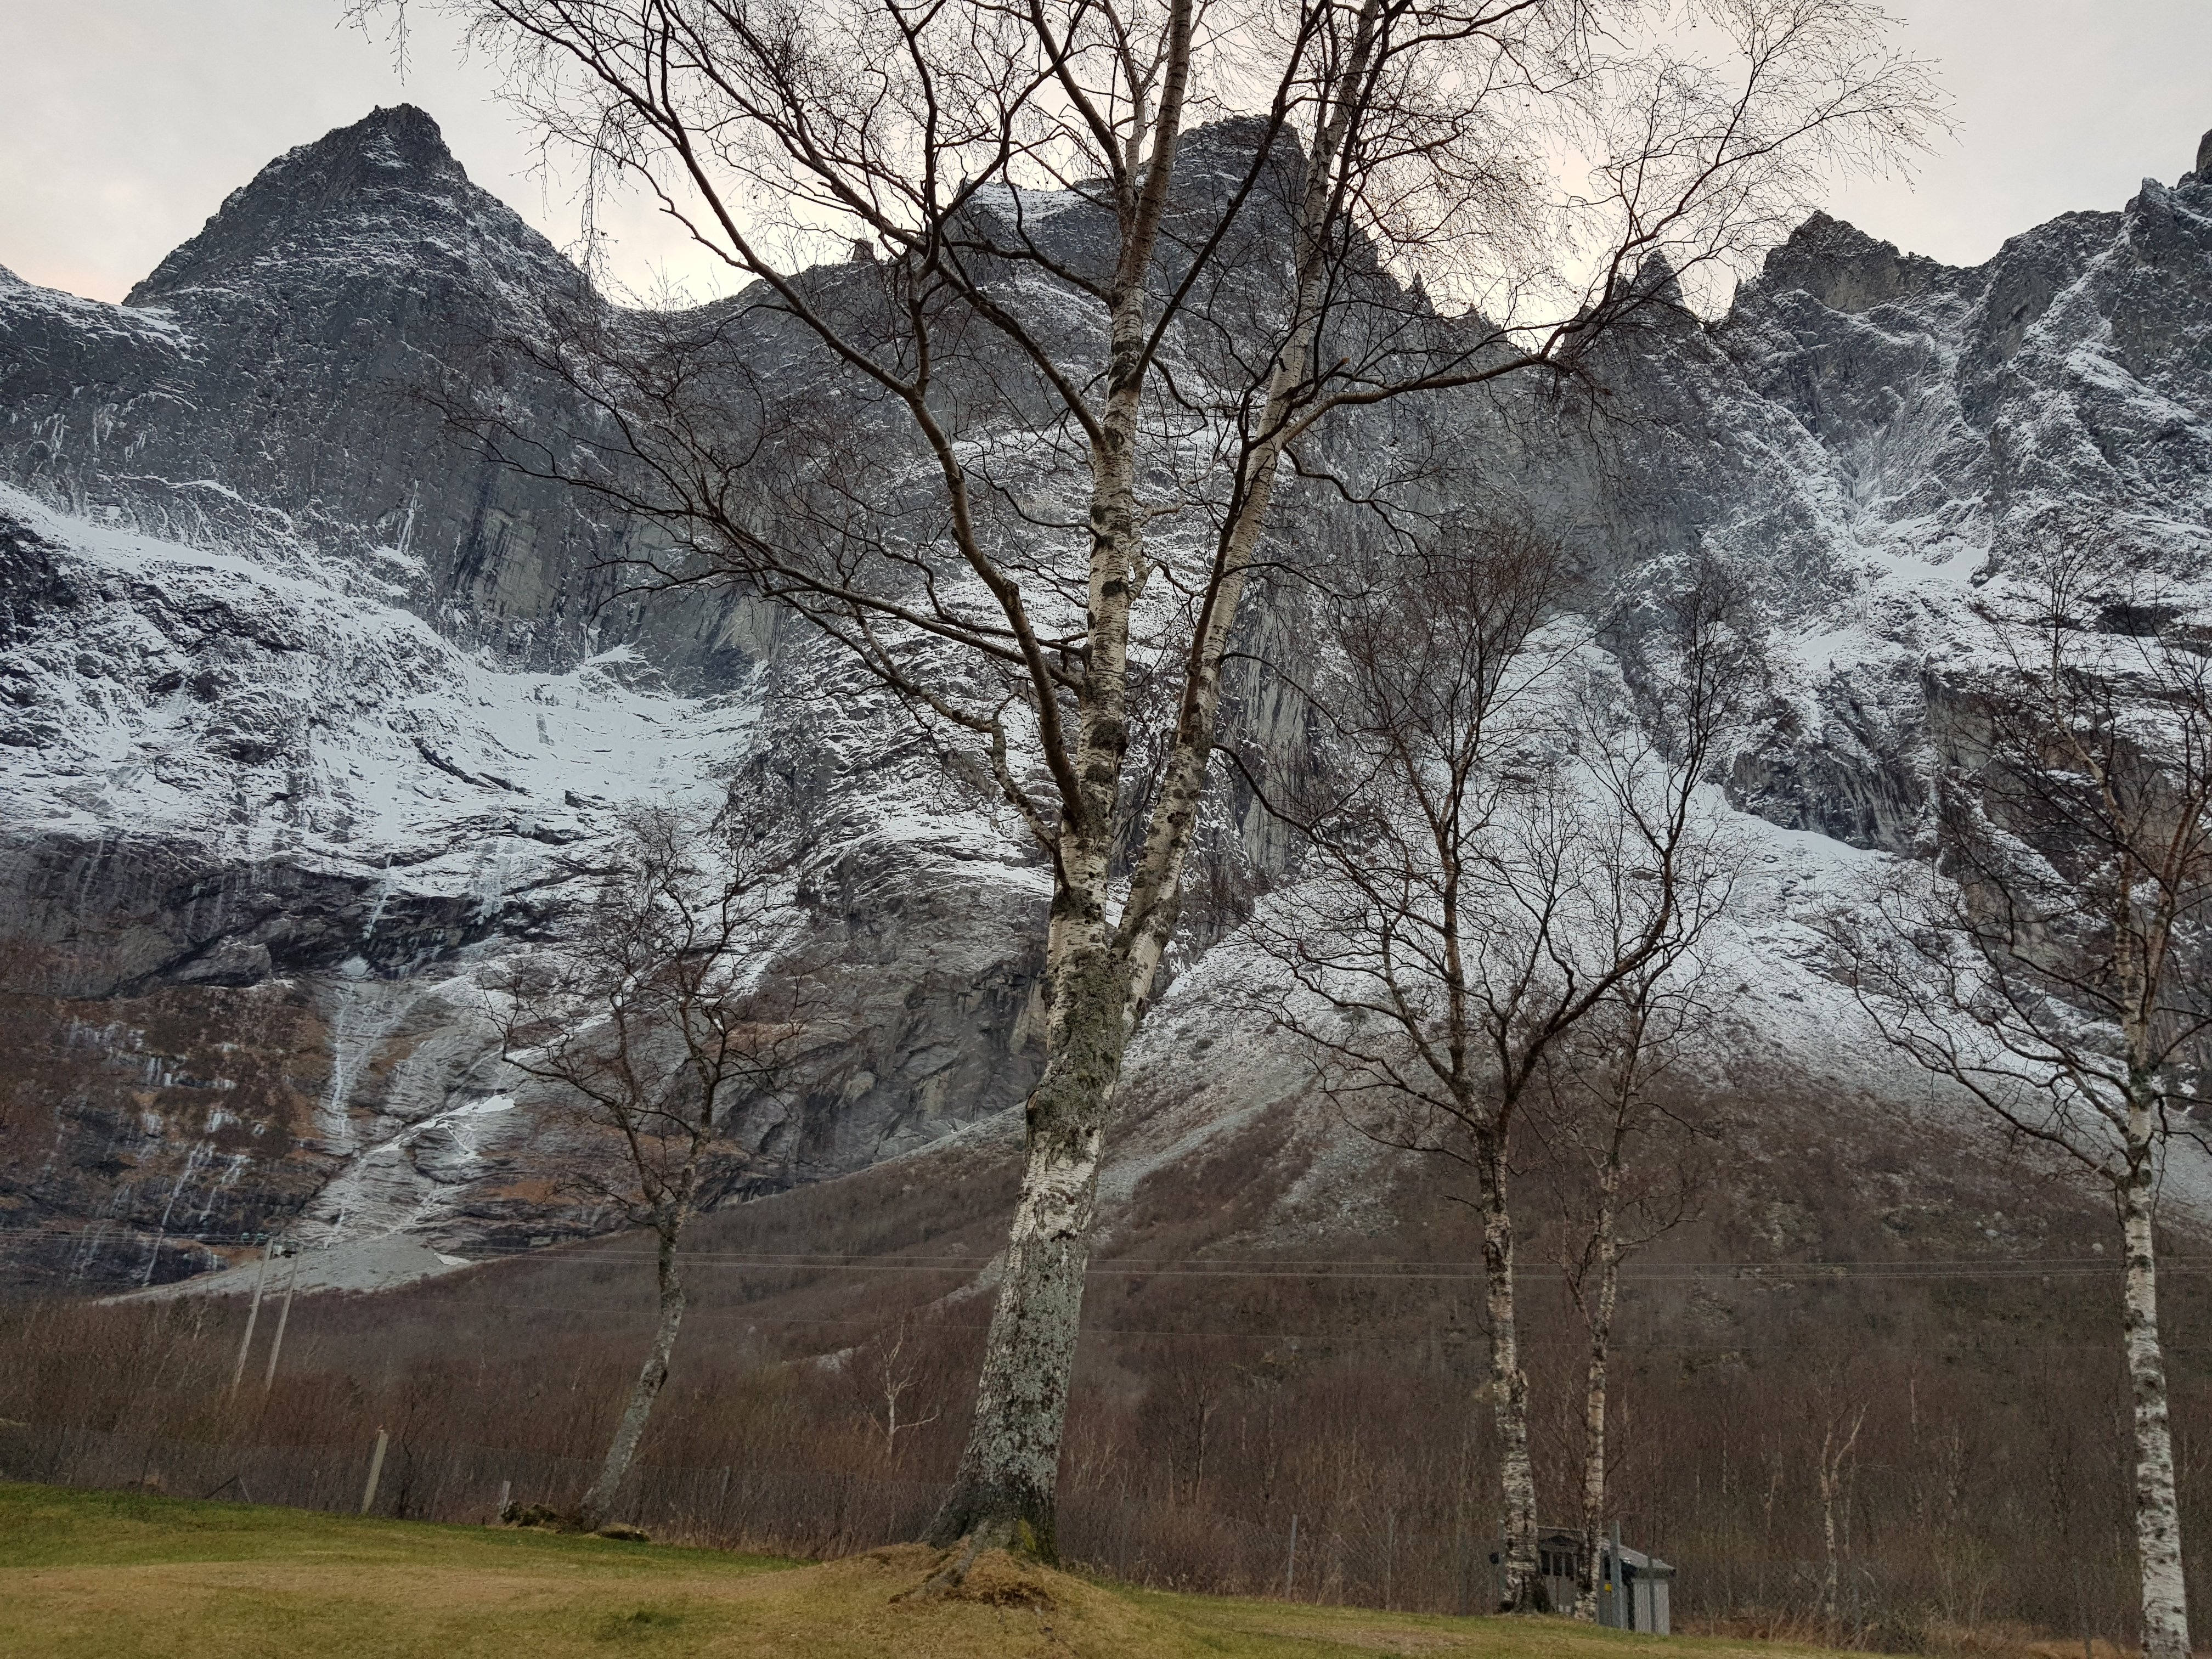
[3,105,2211,1289]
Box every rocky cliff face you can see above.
[2,107,2209,1291]
[0,108,1052,1289]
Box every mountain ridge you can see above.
[2,111,2210,1292]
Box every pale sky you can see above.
[3,1,2209,307]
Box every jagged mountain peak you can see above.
[126,104,578,306]
[316,101,455,168]
[7,103,2212,1290]
[1740,210,1961,316]
[1747,121,2212,323]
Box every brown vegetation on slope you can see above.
[7,1058,2210,1652]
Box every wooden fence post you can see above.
[228,1237,275,1397]
[261,1249,300,1391]
[1384,1510,1396,1610]
[359,1428,388,1516]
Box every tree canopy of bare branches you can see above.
[1249,533,1750,1606]
[1835,539,2212,1659]
[495,788,812,1530]
[358,0,1936,1563]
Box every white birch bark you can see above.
[1480,1139,1542,1611]
[2124,1085,2190,1659]
[924,0,1191,1552]
[1815,1406,1863,1643]
[1116,0,1390,993]
[579,1223,686,1532]
[927,922,1127,1556]
[1574,1178,1620,1622]
[930,0,1387,1562]
[1819,1438,1843,1639]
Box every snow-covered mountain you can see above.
[3,105,2209,1290]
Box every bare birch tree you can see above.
[1833,541,2212,1659]
[1249,537,1751,1607]
[1541,960,1715,1620]
[494,791,808,1532]
[1815,1395,1866,1643]
[361,0,1934,1563]
[850,1319,946,1464]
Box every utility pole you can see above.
[228,1235,276,1397]
[261,1245,301,1391]
[1285,1513,1299,1600]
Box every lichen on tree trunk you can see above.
[2123,1118,2190,1659]
[579,1226,686,1532]
[925,927,1126,1561]
[921,71,1324,1564]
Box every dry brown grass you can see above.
[0,1481,1856,1659]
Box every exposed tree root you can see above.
[890,1529,1057,1607]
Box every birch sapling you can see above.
[1542,962,1714,1620]
[493,791,808,1532]
[1817,1400,1866,1644]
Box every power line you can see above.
[392,1249,2160,1282]
[195,1300,2182,1355]
[9,1223,2170,1283]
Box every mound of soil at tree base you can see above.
[720,1547,1152,1651]
[870,1542,1060,1607]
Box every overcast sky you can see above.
[4,1,2209,306]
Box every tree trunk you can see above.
[1816,1407,1864,1645]
[2122,1113,2190,1659]
[579,1224,685,1532]
[1481,1139,1541,1611]
[1820,1444,1843,1641]
[926,933,1127,1560]
[1575,1211,1620,1621]
[921,10,1385,1568]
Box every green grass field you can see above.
[0,1481,1824,1658]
